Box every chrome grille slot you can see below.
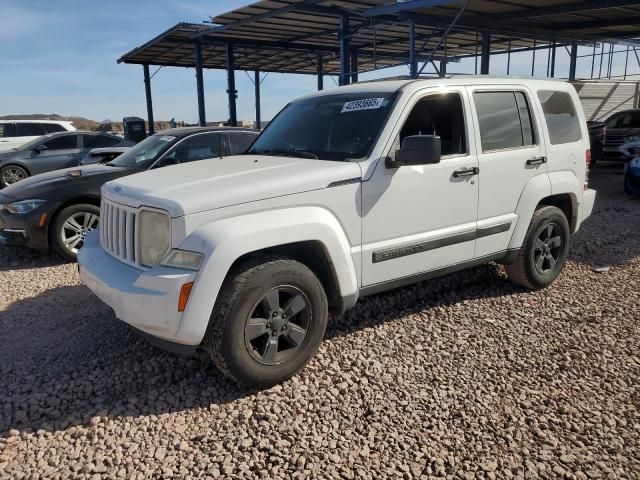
[100,199,138,267]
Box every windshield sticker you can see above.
[341,97,386,113]
[159,135,176,142]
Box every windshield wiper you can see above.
[250,148,318,160]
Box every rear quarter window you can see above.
[0,123,16,138]
[537,90,582,145]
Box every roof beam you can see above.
[361,0,458,17]
[469,0,640,23]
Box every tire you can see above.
[203,255,328,389]
[0,165,29,188]
[505,206,570,290]
[51,204,100,261]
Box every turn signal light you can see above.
[178,282,194,312]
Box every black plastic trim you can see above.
[372,222,512,263]
[327,177,361,188]
[361,251,509,297]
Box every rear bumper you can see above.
[578,189,596,226]
[77,232,198,345]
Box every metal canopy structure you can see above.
[118,0,640,130]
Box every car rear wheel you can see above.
[505,206,570,289]
[204,255,328,389]
[51,204,100,261]
[0,165,29,188]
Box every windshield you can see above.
[108,134,177,168]
[248,92,398,161]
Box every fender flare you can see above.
[508,174,551,250]
[175,206,358,345]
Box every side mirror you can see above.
[32,144,47,153]
[387,135,441,168]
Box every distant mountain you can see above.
[0,114,101,131]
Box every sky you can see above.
[1,0,637,124]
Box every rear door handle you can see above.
[526,156,547,166]
[453,167,479,178]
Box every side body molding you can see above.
[175,207,358,345]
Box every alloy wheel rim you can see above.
[2,167,26,185]
[244,285,311,366]
[533,222,563,275]
[61,212,99,253]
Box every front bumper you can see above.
[0,207,51,250]
[77,232,198,345]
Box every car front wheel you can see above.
[204,255,328,389]
[51,204,100,261]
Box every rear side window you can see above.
[42,135,77,150]
[43,123,66,134]
[228,133,257,155]
[16,123,47,137]
[83,134,121,148]
[537,90,582,145]
[474,91,536,151]
[0,123,16,138]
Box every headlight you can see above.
[161,249,204,271]
[1,199,46,214]
[138,209,171,267]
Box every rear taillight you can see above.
[585,149,591,190]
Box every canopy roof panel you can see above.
[118,0,640,75]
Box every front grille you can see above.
[100,199,138,265]
[604,135,627,147]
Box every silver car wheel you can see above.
[61,212,99,253]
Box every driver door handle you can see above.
[526,156,547,166]
[453,166,479,178]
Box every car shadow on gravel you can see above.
[0,263,521,437]
[0,245,68,272]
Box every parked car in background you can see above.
[0,131,134,188]
[0,127,258,259]
[600,109,640,161]
[77,77,595,388]
[619,138,640,197]
[0,120,76,153]
[586,120,606,165]
[78,147,131,166]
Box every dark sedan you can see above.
[600,109,640,161]
[0,131,134,187]
[0,127,258,260]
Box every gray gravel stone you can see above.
[0,168,639,478]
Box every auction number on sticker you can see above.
[341,97,385,113]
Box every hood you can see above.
[1,164,129,200]
[103,155,363,217]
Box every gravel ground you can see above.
[1,165,639,479]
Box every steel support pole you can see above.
[339,15,350,86]
[550,39,557,78]
[607,43,614,79]
[531,38,537,76]
[480,31,490,75]
[409,17,417,78]
[598,43,604,79]
[624,46,630,80]
[506,37,512,75]
[143,64,154,135]
[317,52,324,90]
[590,43,596,79]
[194,42,206,127]
[226,43,237,126]
[254,70,261,129]
[351,52,358,83]
[569,40,578,81]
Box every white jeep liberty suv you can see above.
[78,77,596,388]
